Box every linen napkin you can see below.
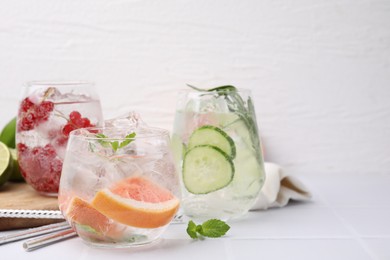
[251,162,312,210]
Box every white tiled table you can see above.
[1,173,390,260]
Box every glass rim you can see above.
[177,87,252,94]
[26,80,94,87]
[69,126,171,140]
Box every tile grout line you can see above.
[229,235,390,241]
[308,179,380,260]
[224,239,235,260]
[330,210,379,260]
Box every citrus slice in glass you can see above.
[66,196,124,239]
[92,176,179,229]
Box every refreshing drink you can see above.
[172,86,265,221]
[16,82,103,196]
[59,125,180,248]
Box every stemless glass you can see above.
[172,86,266,221]
[58,125,180,248]
[16,81,103,196]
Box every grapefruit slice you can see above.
[66,196,123,238]
[91,176,179,229]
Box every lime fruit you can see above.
[0,117,16,149]
[8,148,24,182]
[0,141,13,187]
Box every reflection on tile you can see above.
[304,173,390,207]
[363,238,390,260]
[229,206,352,238]
[66,239,228,260]
[229,239,372,260]
[336,208,390,236]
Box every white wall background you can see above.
[0,0,389,175]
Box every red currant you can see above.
[31,146,43,156]
[62,123,76,137]
[35,101,54,121]
[42,144,56,158]
[20,97,34,113]
[69,111,81,122]
[18,113,36,131]
[41,101,54,112]
[18,97,55,131]
[54,136,68,146]
[50,158,63,173]
[17,143,28,153]
[80,117,91,127]
[87,126,98,133]
[17,143,62,194]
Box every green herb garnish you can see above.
[95,132,136,152]
[187,84,237,94]
[186,219,230,239]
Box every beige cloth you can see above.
[251,162,312,210]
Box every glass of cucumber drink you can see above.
[172,85,266,221]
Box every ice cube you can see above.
[114,157,143,179]
[104,111,147,128]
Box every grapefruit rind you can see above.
[92,188,179,229]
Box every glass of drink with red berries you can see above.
[16,81,103,196]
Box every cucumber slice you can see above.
[171,133,186,162]
[188,125,236,159]
[183,145,234,194]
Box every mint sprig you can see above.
[187,84,236,94]
[186,219,230,239]
[95,132,136,152]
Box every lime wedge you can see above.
[0,141,12,187]
[8,148,24,182]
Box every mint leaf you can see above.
[118,132,136,149]
[198,219,230,238]
[95,133,111,148]
[186,220,198,239]
[111,141,119,151]
[186,219,230,239]
[95,132,136,152]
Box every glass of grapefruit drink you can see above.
[58,125,180,248]
[172,85,265,221]
[16,81,103,196]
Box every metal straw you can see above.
[23,228,77,251]
[0,221,70,245]
[0,209,183,250]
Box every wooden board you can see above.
[0,182,63,231]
